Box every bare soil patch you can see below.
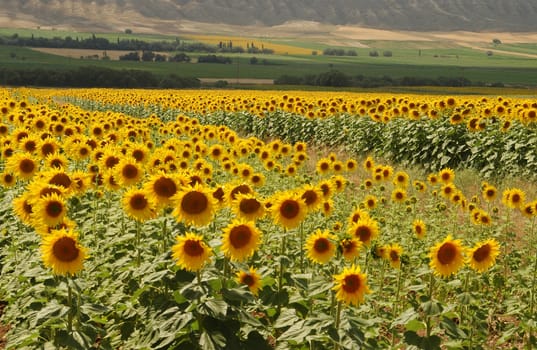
[30,47,169,60]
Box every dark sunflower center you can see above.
[4,173,14,184]
[229,225,252,249]
[122,164,139,179]
[355,226,371,242]
[486,189,495,197]
[241,274,255,286]
[390,250,399,262]
[342,274,361,293]
[437,243,457,265]
[51,159,63,168]
[41,143,54,157]
[230,185,251,201]
[320,162,329,171]
[313,238,330,253]
[19,159,35,174]
[24,141,36,152]
[415,225,423,234]
[130,194,148,210]
[23,200,33,214]
[441,173,451,181]
[154,177,177,198]
[280,200,300,219]
[301,190,318,205]
[132,150,144,161]
[52,237,79,262]
[46,201,63,218]
[181,191,208,215]
[473,244,491,263]
[511,194,521,203]
[184,239,204,257]
[49,173,71,188]
[239,198,261,214]
[105,156,120,169]
[212,187,225,202]
[320,184,330,195]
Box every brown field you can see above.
[30,47,169,60]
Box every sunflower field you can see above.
[0,87,536,349]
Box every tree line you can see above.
[0,66,200,88]
[0,34,273,54]
[274,70,481,88]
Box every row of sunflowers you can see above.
[0,88,536,349]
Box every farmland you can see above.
[0,87,536,349]
[2,27,537,87]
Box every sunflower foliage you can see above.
[0,88,536,350]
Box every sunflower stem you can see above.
[528,219,537,349]
[66,277,73,334]
[277,235,286,315]
[459,270,470,327]
[375,260,386,315]
[334,300,342,350]
[161,217,167,254]
[299,221,305,273]
[393,262,404,318]
[135,221,141,267]
[426,272,435,338]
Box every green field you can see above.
[2,27,537,87]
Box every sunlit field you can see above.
[0,87,536,349]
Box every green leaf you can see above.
[278,320,310,343]
[200,299,228,318]
[406,319,426,332]
[274,308,299,329]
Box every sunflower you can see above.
[427,173,439,186]
[391,188,407,204]
[44,151,69,170]
[522,201,536,218]
[363,156,375,172]
[122,187,157,222]
[332,265,371,306]
[0,172,16,188]
[438,168,455,183]
[143,172,180,209]
[339,237,362,261]
[232,193,265,221]
[502,188,525,209]
[321,199,334,217]
[412,219,426,239]
[348,208,371,226]
[41,229,88,276]
[115,157,144,187]
[172,183,216,227]
[317,179,334,199]
[330,175,347,193]
[348,217,380,246]
[316,157,332,175]
[5,152,38,180]
[270,191,308,229]
[429,235,465,278]
[171,232,212,271]
[363,195,377,210]
[43,168,74,194]
[392,171,409,188]
[300,184,323,211]
[385,244,403,269]
[228,183,253,203]
[482,184,497,202]
[13,191,35,225]
[70,170,91,194]
[31,192,67,228]
[304,229,336,264]
[236,267,262,295]
[467,239,500,273]
[221,219,262,262]
[440,183,456,199]
[345,159,358,172]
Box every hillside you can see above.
[1,0,537,33]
